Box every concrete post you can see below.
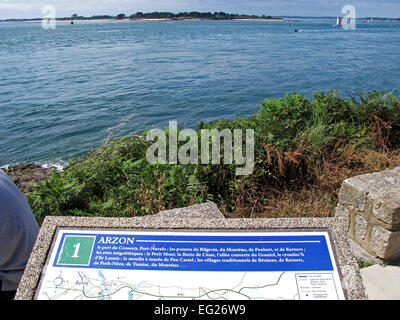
[336,167,400,262]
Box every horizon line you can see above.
[1,14,399,21]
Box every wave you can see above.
[39,161,68,171]
[0,160,67,171]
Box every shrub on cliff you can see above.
[27,134,210,224]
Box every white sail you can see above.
[333,16,342,27]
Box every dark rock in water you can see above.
[1,164,55,194]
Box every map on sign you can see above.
[35,229,346,300]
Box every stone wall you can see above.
[336,167,400,262]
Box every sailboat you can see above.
[333,16,342,27]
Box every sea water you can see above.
[1,18,399,167]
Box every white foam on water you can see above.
[1,161,66,172]
[39,160,68,171]
[1,161,67,171]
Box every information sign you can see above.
[35,229,346,300]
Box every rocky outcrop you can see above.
[1,164,55,194]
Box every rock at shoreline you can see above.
[1,164,55,194]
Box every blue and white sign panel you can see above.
[36,229,346,300]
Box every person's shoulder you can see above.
[0,169,38,228]
[0,169,10,181]
[0,169,26,202]
[0,170,14,189]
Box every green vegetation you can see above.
[357,259,375,269]
[2,12,278,22]
[67,11,277,21]
[127,12,277,20]
[115,14,127,20]
[27,90,400,225]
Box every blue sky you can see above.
[1,0,399,19]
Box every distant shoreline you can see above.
[2,17,287,23]
[2,15,399,23]
[0,11,287,23]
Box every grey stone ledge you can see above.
[340,168,400,225]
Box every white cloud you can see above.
[0,2,33,9]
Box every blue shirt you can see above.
[0,169,39,291]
